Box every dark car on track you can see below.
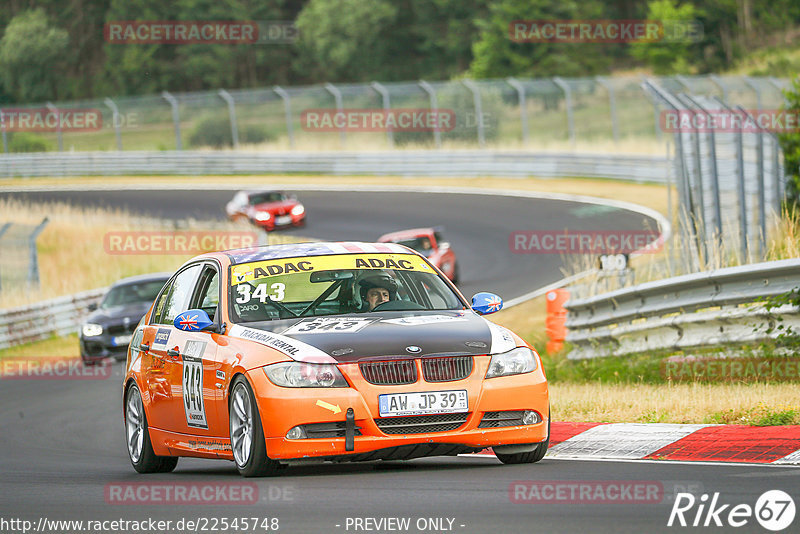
[80,273,170,365]
[226,190,306,231]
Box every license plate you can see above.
[379,390,467,417]
[275,215,292,225]
[112,335,132,347]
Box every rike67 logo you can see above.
[668,490,795,531]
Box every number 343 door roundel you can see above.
[182,340,208,429]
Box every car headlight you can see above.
[264,362,348,388]
[82,323,104,337]
[254,212,271,221]
[486,347,537,378]
[291,204,305,216]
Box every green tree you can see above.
[630,0,700,74]
[295,0,399,82]
[779,77,800,209]
[468,0,610,79]
[0,9,69,102]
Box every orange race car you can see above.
[122,242,549,477]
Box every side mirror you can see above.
[471,292,503,315]
[439,241,450,250]
[174,309,215,332]
[87,302,98,312]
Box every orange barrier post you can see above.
[545,288,569,354]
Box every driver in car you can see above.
[359,272,398,311]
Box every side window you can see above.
[161,265,202,325]
[193,266,220,322]
[433,232,444,248]
[151,280,174,324]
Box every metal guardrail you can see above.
[564,258,800,359]
[0,288,105,350]
[0,151,671,182]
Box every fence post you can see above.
[642,79,696,271]
[418,80,442,148]
[46,102,63,152]
[552,77,575,147]
[218,89,239,149]
[27,218,49,287]
[103,98,123,151]
[161,91,182,150]
[0,222,11,292]
[684,94,722,251]
[595,76,619,143]
[273,86,294,149]
[462,79,485,148]
[744,77,762,110]
[713,97,749,262]
[676,93,708,263]
[370,82,393,147]
[506,78,528,145]
[709,75,729,103]
[324,83,346,148]
[737,105,767,260]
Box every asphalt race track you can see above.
[1,187,797,533]
[0,188,660,300]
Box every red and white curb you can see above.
[478,422,800,465]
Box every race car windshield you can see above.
[229,259,464,323]
[248,192,285,204]
[391,238,434,257]
[100,281,166,309]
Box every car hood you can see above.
[86,302,151,325]
[249,200,297,213]
[231,311,517,363]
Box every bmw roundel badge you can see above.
[405,345,422,354]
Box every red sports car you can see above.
[378,228,459,283]
[226,190,306,231]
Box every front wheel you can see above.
[495,414,550,465]
[125,383,178,473]
[229,376,281,477]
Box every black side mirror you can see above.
[87,302,98,312]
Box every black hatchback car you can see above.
[79,273,170,365]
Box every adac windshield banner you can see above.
[230,254,432,286]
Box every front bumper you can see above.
[80,334,131,361]
[252,214,305,231]
[248,356,549,460]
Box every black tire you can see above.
[229,376,282,477]
[495,413,550,465]
[125,383,179,474]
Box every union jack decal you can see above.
[486,295,503,312]
[179,313,199,330]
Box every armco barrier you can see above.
[0,289,105,350]
[564,258,800,359]
[0,151,671,182]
